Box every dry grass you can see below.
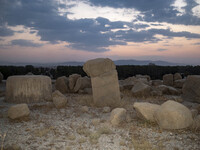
[67,134,76,141]
[0,132,7,150]
[76,127,91,137]
[77,95,94,107]
[77,137,87,144]
[34,126,54,137]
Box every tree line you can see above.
[0,65,200,80]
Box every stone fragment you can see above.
[8,104,30,119]
[52,90,68,109]
[69,74,81,91]
[55,76,69,94]
[110,108,127,126]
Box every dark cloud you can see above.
[87,0,200,25]
[0,0,200,52]
[11,39,43,47]
[192,42,200,45]
[157,48,168,51]
[0,26,14,37]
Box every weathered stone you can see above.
[6,75,52,103]
[81,106,89,113]
[0,72,3,82]
[174,79,185,88]
[174,73,182,81]
[163,74,173,86]
[8,104,30,119]
[83,88,92,95]
[52,90,68,109]
[103,106,111,113]
[182,75,200,103]
[83,58,116,77]
[55,76,69,94]
[136,74,151,81]
[131,81,152,97]
[119,76,137,90]
[74,76,91,92]
[191,115,200,130]
[83,58,121,107]
[152,80,163,86]
[92,118,101,126]
[133,102,160,122]
[110,108,127,126]
[69,74,81,90]
[157,85,180,95]
[154,100,193,129]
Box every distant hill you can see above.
[0,59,185,67]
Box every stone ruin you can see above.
[83,58,121,107]
[6,75,52,103]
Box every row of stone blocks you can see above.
[5,58,122,106]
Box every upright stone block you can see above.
[6,75,52,103]
[83,58,121,107]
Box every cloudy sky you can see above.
[0,0,200,65]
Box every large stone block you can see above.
[6,75,52,103]
[83,58,121,107]
[182,75,200,103]
[92,70,121,107]
[83,58,116,77]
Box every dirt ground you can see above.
[0,81,200,150]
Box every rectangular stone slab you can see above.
[92,70,121,107]
[6,75,52,103]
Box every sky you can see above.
[0,0,200,65]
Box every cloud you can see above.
[11,39,43,47]
[0,26,14,37]
[157,48,168,51]
[0,0,200,52]
[87,0,200,25]
[192,42,200,45]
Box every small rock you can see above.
[133,102,160,122]
[92,118,101,126]
[52,90,68,109]
[191,115,200,130]
[103,107,111,113]
[110,108,127,126]
[126,114,132,123]
[8,104,30,120]
[81,106,89,113]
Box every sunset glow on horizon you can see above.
[0,0,200,65]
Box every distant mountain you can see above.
[0,59,185,67]
[114,59,184,66]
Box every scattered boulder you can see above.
[152,80,163,86]
[182,75,200,103]
[131,81,152,97]
[174,73,182,81]
[52,90,68,109]
[74,76,91,92]
[136,74,151,81]
[83,58,121,107]
[6,75,52,103]
[157,85,180,95]
[133,102,160,122]
[154,100,193,129]
[110,108,127,126]
[69,74,81,91]
[8,104,30,119]
[174,79,185,88]
[119,76,137,90]
[55,76,69,94]
[0,72,3,82]
[163,74,173,86]
[103,106,111,113]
